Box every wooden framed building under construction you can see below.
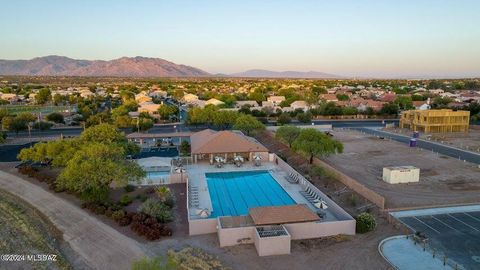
[400,109,470,133]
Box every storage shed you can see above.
[382,166,420,184]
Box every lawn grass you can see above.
[1,105,73,115]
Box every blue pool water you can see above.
[206,171,296,217]
[146,171,170,179]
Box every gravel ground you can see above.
[326,130,480,210]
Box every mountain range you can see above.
[229,69,342,79]
[0,56,209,77]
[0,55,342,78]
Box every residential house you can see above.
[182,93,199,103]
[0,93,18,103]
[412,100,431,110]
[289,100,309,111]
[235,100,259,109]
[135,93,153,104]
[267,96,286,106]
[319,94,338,102]
[138,102,161,115]
[205,98,225,107]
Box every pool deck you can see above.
[186,161,339,222]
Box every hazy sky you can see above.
[1,0,480,78]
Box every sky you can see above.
[1,0,480,78]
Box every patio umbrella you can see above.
[199,209,210,218]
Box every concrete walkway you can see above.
[0,170,146,270]
[379,235,456,270]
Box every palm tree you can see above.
[156,186,171,202]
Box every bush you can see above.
[132,213,147,223]
[119,194,133,206]
[124,184,136,193]
[118,216,132,227]
[139,198,173,223]
[111,210,126,222]
[136,194,148,202]
[163,196,175,209]
[356,212,376,233]
[18,166,38,177]
[93,205,106,215]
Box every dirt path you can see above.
[0,170,146,270]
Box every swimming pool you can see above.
[206,171,296,217]
[144,171,170,184]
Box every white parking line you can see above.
[463,212,480,223]
[413,216,440,234]
[431,215,459,233]
[447,213,480,232]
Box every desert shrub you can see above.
[124,184,136,193]
[349,194,357,207]
[111,210,126,222]
[163,195,175,209]
[132,213,147,223]
[119,194,133,206]
[167,247,229,270]
[105,209,113,218]
[132,256,177,270]
[136,194,148,202]
[94,205,106,215]
[144,217,158,226]
[131,222,149,236]
[145,187,155,194]
[356,212,376,233]
[118,216,132,227]
[139,198,173,223]
[160,226,173,236]
[18,166,38,177]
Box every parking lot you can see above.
[397,210,480,270]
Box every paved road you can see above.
[7,119,399,138]
[353,127,480,164]
[0,170,146,270]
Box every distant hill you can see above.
[230,69,342,79]
[0,55,210,77]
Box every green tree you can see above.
[292,128,344,164]
[212,110,239,130]
[35,88,52,105]
[157,104,179,121]
[277,113,291,125]
[432,96,453,108]
[46,112,64,123]
[233,114,265,136]
[336,94,350,101]
[379,103,399,115]
[275,126,301,147]
[341,107,358,115]
[0,108,9,123]
[80,123,125,144]
[394,96,413,110]
[296,111,312,123]
[180,140,191,156]
[16,112,36,123]
[57,143,144,202]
